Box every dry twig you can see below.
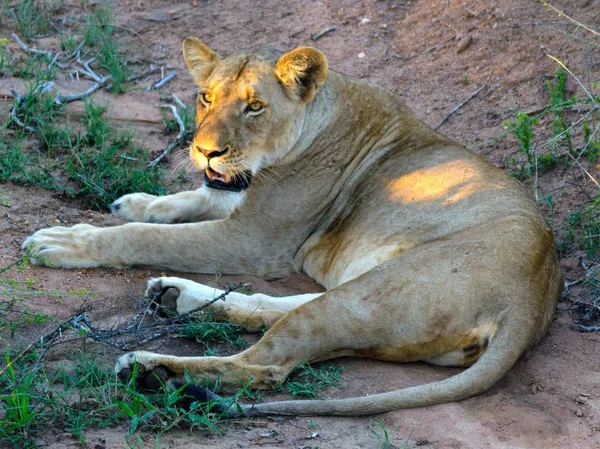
[11,32,53,58]
[2,283,248,374]
[435,82,487,130]
[151,69,177,90]
[404,36,455,61]
[55,76,111,104]
[148,102,187,167]
[9,82,55,131]
[311,26,337,41]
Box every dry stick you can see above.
[435,82,487,130]
[571,324,600,332]
[148,104,186,167]
[11,32,53,58]
[541,1,600,37]
[2,284,246,375]
[127,66,159,83]
[55,76,111,104]
[153,69,177,89]
[10,102,35,131]
[9,82,55,131]
[404,36,455,61]
[53,40,86,70]
[41,284,246,356]
[311,26,337,41]
[171,93,186,109]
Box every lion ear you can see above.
[182,37,219,85]
[275,47,328,102]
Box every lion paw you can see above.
[110,193,157,222]
[115,351,171,390]
[146,277,224,315]
[22,224,100,268]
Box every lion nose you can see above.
[196,145,230,159]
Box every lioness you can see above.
[23,38,563,416]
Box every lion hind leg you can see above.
[147,276,322,331]
[115,350,290,392]
[425,319,499,367]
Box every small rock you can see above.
[258,430,277,438]
[464,7,479,18]
[359,17,371,25]
[380,23,388,29]
[358,52,366,59]
[456,34,472,53]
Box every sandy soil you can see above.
[1,0,600,448]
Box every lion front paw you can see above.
[115,351,171,391]
[22,224,100,268]
[146,277,225,315]
[110,193,157,222]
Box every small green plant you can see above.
[83,2,130,93]
[582,120,600,163]
[546,68,573,152]
[546,67,568,109]
[177,319,246,349]
[505,112,537,180]
[1,95,168,209]
[11,0,64,42]
[369,420,393,449]
[558,198,600,257]
[0,352,45,448]
[59,33,78,53]
[284,362,342,398]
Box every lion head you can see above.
[182,38,328,191]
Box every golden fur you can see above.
[23,38,563,416]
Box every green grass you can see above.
[10,0,64,42]
[83,1,130,93]
[177,319,247,349]
[0,351,226,448]
[501,65,600,325]
[2,89,168,209]
[283,362,343,398]
[1,0,156,210]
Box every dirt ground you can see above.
[1,0,600,448]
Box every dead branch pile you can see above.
[1,283,248,377]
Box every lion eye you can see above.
[246,101,264,115]
[200,92,214,106]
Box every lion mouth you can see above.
[204,167,252,192]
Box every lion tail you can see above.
[238,312,536,416]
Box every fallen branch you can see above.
[11,32,53,58]
[571,324,600,333]
[148,103,187,167]
[10,100,35,132]
[152,69,177,90]
[55,76,111,104]
[127,66,160,83]
[9,82,55,131]
[404,36,455,61]
[311,26,337,41]
[435,82,487,130]
[171,93,186,109]
[1,283,248,376]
